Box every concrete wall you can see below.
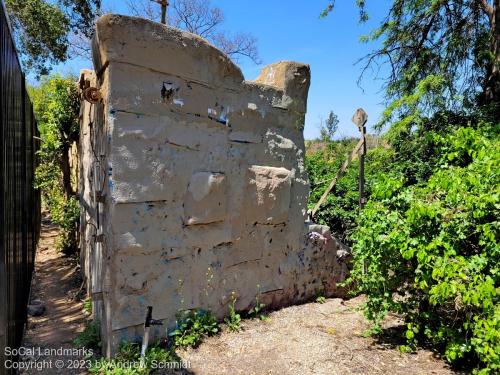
[79,14,349,356]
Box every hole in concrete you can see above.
[161,82,176,102]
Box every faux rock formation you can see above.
[79,14,349,356]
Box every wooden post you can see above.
[310,138,364,218]
[351,108,367,209]
[151,0,168,24]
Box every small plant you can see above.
[224,292,241,332]
[89,341,177,374]
[315,296,327,304]
[168,309,219,348]
[115,342,140,362]
[83,298,92,314]
[248,301,267,320]
[248,285,268,321]
[89,342,142,374]
[73,321,100,349]
[315,289,327,304]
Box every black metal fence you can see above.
[0,1,41,373]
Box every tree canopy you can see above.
[314,3,500,372]
[319,111,340,141]
[5,0,100,75]
[5,0,259,74]
[322,0,500,128]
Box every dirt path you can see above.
[21,217,90,374]
[177,297,466,375]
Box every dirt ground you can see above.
[19,220,467,375]
[177,297,466,375]
[21,218,90,375]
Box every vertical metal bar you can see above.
[359,124,366,209]
[0,3,41,373]
[21,77,28,328]
[0,3,6,373]
[351,108,368,275]
[351,108,368,209]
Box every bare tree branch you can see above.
[125,0,260,64]
[211,32,261,64]
[67,2,111,61]
[125,0,161,22]
[68,31,92,59]
[171,0,223,37]
[478,0,494,18]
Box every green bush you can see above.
[84,298,93,314]
[31,74,80,254]
[348,123,499,373]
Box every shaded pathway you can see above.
[21,218,89,374]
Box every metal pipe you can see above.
[140,306,163,367]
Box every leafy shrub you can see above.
[348,124,499,373]
[52,193,79,253]
[168,309,219,348]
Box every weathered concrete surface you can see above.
[79,69,107,324]
[80,14,350,356]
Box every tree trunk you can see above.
[484,0,500,105]
[60,142,74,198]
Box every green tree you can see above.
[322,0,500,127]
[319,110,340,141]
[5,0,100,75]
[30,74,80,198]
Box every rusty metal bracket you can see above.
[95,234,105,243]
[83,87,102,104]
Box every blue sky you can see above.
[57,0,392,140]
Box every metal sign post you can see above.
[351,108,368,209]
[310,108,368,219]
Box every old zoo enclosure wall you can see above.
[79,14,350,355]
